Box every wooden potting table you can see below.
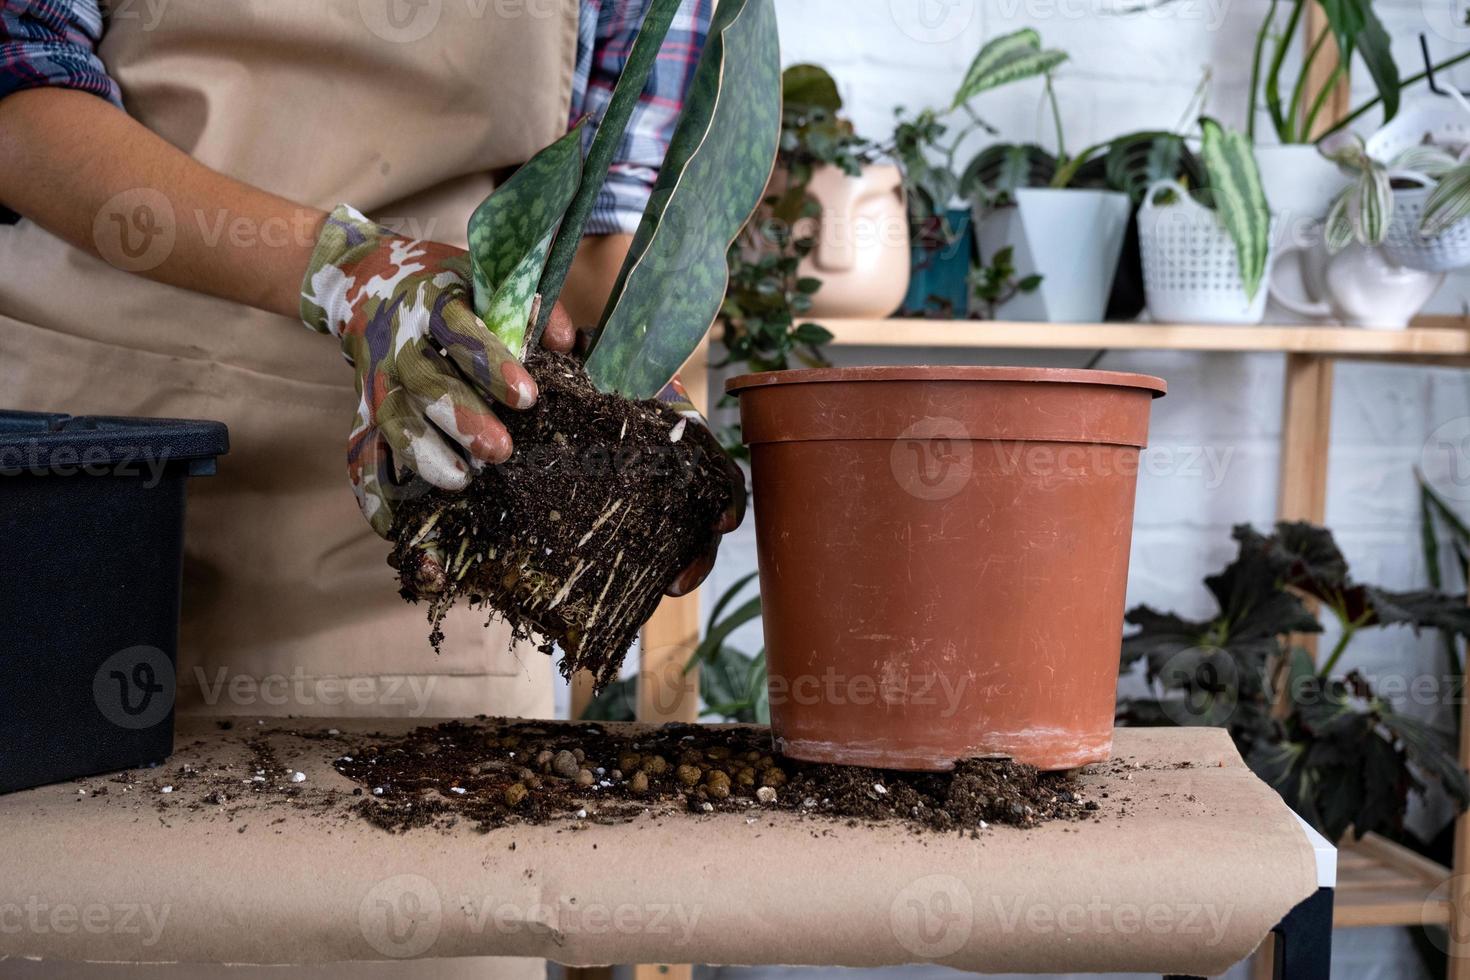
[0,718,1330,977]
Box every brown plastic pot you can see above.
[728,366,1166,771]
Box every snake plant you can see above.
[465,0,782,403]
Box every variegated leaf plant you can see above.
[1319,133,1392,253]
[951,28,1067,110]
[465,0,781,404]
[467,124,584,357]
[584,0,782,399]
[1319,134,1470,249]
[1198,118,1271,299]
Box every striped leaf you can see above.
[1392,144,1460,179]
[1421,162,1470,238]
[1322,158,1391,253]
[467,124,584,355]
[530,0,682,344]
[952,28,1068,109]
[1351,163,1393,246]
[1199,117,1270,299]
[585,0,782,399]
[1323,191,1355,253]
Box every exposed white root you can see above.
[577,499,624,547]
[408,510,442,549]
[546,559,591,610]
[585,549,625,629]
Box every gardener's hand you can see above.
[657,377,747,597]
[300,205,576,538]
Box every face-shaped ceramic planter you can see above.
[782,163,911,319]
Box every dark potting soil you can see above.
[335,720,1093,835]
[388,350,732,690]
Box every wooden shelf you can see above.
[813,317,1470,362]
[1336,832,1452,928]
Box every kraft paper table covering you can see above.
[0,719,1318,975]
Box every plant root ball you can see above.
[389,351,734,690]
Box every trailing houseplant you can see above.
[887,29,1068,317]
[1318,124,1470,272]
[388,0,782,690]
[1118,521,1470,841]
[718,64,856,373]
[1243,0,1470,250]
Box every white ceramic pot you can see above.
[784,163,911,319]
[1268,242,1444,329]
[972,188,1130,322]
[1255,144,1354,324]
[1254,144,1352,238]
[1138,179,1277,325]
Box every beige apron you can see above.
[0,0,580,720]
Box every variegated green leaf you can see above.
[531,0,681,344]
[585,0,781,399]
[1324,191,1355,254]
[1392,144,1460,179]
[1421,162,1470,238]
[952,28,1067,109]
[1350,163,1393,246]
[1199,117,1270,299]
[467,123,584,355]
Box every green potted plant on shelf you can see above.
[1136,118,1275,324]
[888,28,1078,319]
[1318,108,1470,274]
[1118,522,1470,842]
[1245,0,1470,230]
[953,33,1165,324]
[389,0,781,690]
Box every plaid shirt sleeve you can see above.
[571,0,711,236]
[0,0,121,106]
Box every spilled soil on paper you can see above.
[335,720,1094,835]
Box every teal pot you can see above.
[974,188,1130,322]
[901,209,974,318]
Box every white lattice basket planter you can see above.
[1380,178,1470,273]
[1368,101,1470,273]
[1139,179,1277,325]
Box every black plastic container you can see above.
[0,411,228,794]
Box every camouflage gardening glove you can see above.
[300,205,576,538]
[658,377,747,597]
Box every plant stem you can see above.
[1050,139,1109,188]
[1318,48,1470,140]
[1247,0,1279,141]
[1264,0,1306,142]
[1287,25,1333,142]
[1300,61,1347,141]
[529,0,681,346]
[1318,607,1374,678]
[1318,625,1356,678]
[1044,73,1067,161]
